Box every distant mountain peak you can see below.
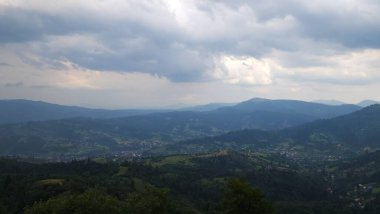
[356,103,380,112]
[357,100,379,107]
[231,98,361,120]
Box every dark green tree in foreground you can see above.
[223,179,273,214]
[24,189,128,214]
[0,203,8,214]
[125,186,172,214]
[24,186,174,214]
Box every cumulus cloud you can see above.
[271,49,380,85]
[0,0,359,81]
[211,55,273,85]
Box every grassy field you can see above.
[149,155,194,167]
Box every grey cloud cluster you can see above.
[4,82,23,87]
[0,62,12,66]
[1,0,380,84]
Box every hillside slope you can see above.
[156,105,380,155]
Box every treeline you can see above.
[0,153,379,213]
[0,158,271,213]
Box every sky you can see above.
[1,0,380,108]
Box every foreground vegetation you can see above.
[0,150,379,213]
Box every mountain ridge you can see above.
[0,99,167,124]
[0,99,369,157]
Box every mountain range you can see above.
[0,98,371,157]
[0,98,361,124]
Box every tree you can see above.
[0,202,9,214]
[24,188,127,214]
[125,186,172,214]
[223,178,273,214]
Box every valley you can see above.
[0,98,379,213]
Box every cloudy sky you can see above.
[1,0,380,108]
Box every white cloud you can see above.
[271,49,380,84]
[210,55,273,86]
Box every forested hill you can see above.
[229,98,361,118]
[157,105,380,155]
[285,104,380,146]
